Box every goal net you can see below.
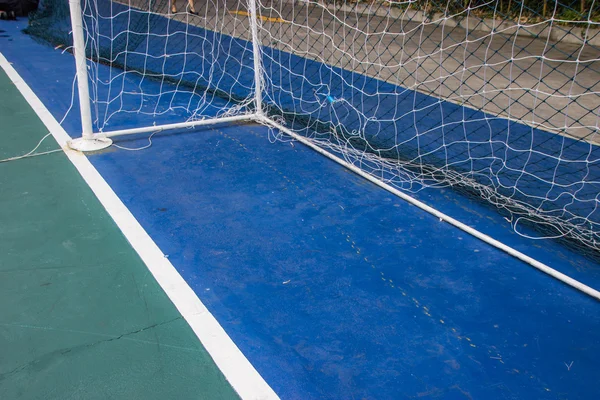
[28,0,261,131]
[27,0,600,256]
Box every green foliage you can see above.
[362,0,598,23]
[560,8,584,21]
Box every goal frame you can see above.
[64,0,600,301]
[66,0,265,151]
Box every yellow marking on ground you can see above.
[229,10,290,23]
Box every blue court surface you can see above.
[2,19,600,400]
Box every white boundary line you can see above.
[261,117,600,302]
[0,52,279,400]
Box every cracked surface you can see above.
[0,68,238,400]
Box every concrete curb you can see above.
[288,1,600,47]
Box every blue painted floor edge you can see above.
[2,20,600,400]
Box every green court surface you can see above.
[0,69,238,399]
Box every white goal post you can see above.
[66,0,267,151]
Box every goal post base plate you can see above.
[68,137,113,152]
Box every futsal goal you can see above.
[27,0,600,257]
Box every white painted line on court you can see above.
[0,52,279,400]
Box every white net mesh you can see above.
[78,0,260,131]
[27,0,600,255]
[255,0,600,254]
